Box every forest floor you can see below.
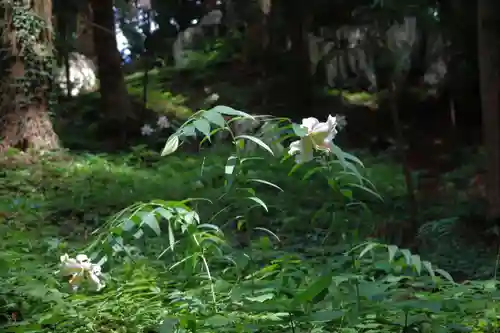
[1,66,499,332]
[1,144,499,332]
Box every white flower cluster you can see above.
[59,254,105,291]
[288,114,345,164]
[141,115,171,136]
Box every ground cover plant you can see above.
[1,105,500,333]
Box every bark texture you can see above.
[0,0,60,152]
[90,0,133,136]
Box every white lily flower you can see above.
[157,116,170,129]
[141,124,154,136]
[59,253,105,291]
[88,265,105,291]
[288,115,338,163]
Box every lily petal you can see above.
[295,138,315,163]
[60,254,70,263]
[288,140,302,155]
[326,115,337,130]
[76,254,89,263]
[301,117,320,132]
[60,264,84,276]
[88,272,105,291]
[68,272,85,287]
[310,121,330,134]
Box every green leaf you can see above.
[167,221,175,251]
[199,128,221,146]
[435,268,454,283]
[161,135,179,156]
[246,196,268,212]
[342,150,364,167]
[349,183,383,201]
[288,162,302,175]
[340,188,352,199]
[202,109,226,127]
[422,260,435,278]
[309,310,345,322]
[293,273,333,306]
[235,134,274,155]
[359,242,379,258]
[400,249,412,265]
[303,166,324,180]
[357,281,390,299]
[139,212,161,236]
[159,318,179,333]
[193,118,212,138]
[254,227,281,242]
[387,244,398,262]
[330,143,348,165]
[292,123,307,136]
[411,254,422,275]
[246,293,275,302]
[180,124,197,137]
[209,105,254,119]
[154,207,174,220]
[205,315,232,327]
[225,155,238,175]
[247,178,283,191]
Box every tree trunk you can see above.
[478,0,500,219]
[283,1,314,117]
[75,3,96,58]
[90,0,133,142]
[0,0,60,152]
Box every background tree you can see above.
[0,0,59,151]
[478,0,500,220]
[90,0,134,143]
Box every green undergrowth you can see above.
[1,146,499,332]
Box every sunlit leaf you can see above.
[225,155,238,181]
[435,268,455,284]
[247,178,283,191]
[180,124,197,137]
[422,260,435,278]
[359,242,379,258]
[235,134,274,155]
[411,254,422,275]
[254,227,281,242]
[387,244,398,262]
[246,196,268,212]
[139,212,161,236]
[167,221,175,251]
[193,118,212,138]
[400,249,412,265]
[292,123,307,136]
[209,105,255,119]
[161,135,179,156]
[202,109,226,127]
